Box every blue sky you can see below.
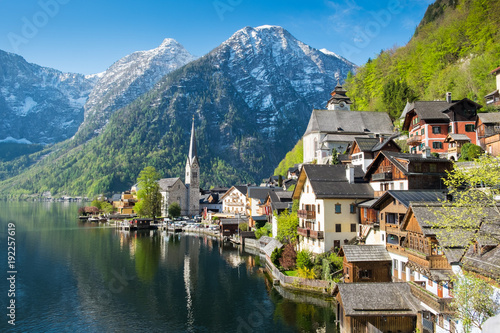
[0,0,433,74]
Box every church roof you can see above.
[158,178,183,191]
[303,110,394,136]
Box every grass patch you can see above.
[284,270,297,277]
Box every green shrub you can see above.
[296,249,313,269]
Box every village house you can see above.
[246,187,284,228]
[347,136,401,172]
[339,245,392,283]
[220,185,248,215]
[261,190,293,238]
[293,164,373,253]
[199,188,227,215]
[363,150,452,197]
[401,93,482,156]
[112,190,137,214]
[334,282,422,333]
[302,83,395,164]
[398,202,460,333]
[484,66,500,107]
[476,112,500,155]
[443,133,472,161]
[365,189,446,251]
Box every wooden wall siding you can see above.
[405,215,423,234]
[361,207,378,224]
[349,315,417,333]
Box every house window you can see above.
[350,204,356,214]
[193,172,197,178]
[465,124,475,132]
[360,270,372,279]
[335,224,341,232]
[448,125,452,133]
[393,259,398,271]
[433,141,443,149]
[307,185,309,193]
[432,126,441,134]
[381,234,385,242]
[421,128,425,135]
[399,182,404,190]
[350,223,356,232]
[318,204,320,214]
[428,279,433,287]
[335,204,341,214]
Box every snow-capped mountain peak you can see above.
[77,38,197,140]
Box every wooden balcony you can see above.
[407,135,422,145]
[372,172,392,181]
[406,249,451,270]
[386,243,406,256]
[297,210,316,220]
[224,202,244,206]
[310,229,324,239]
[297,227,323,239]
[409,281,453,314]
[297,227,310,237]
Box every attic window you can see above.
[337,127,343,131]
[364,128,370,132]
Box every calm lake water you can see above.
[0,202,336,332]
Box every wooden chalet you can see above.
[484,65,500,107]
[339,245,392,283]
[348,136,401,171]
[476,112,500,155]
[334,282,422,333]
[443,133,472,161]
[112,191,137,214]
[364,151,452,197]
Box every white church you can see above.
[302,82,395,164]
[159,118,200,217]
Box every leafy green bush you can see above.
[254,222,272,239]
[296,249,313,269]
[238,222,249,232]
[459,143,483,161]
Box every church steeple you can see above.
[185,116,200,217]
[187,116,198,166]
[185,116,199,187]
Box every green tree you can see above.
[168,202,181,218]
[91,198,103,210]
[459,143,483,161]
[276,208,299,244]
[330,147,340,165]
[135,166,162,220]
[451,272,500,332]
[296,249,313,269]
[382,79,418,120]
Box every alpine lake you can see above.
[0,202,338,332]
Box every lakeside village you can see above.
[77,68,500,333]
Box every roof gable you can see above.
[304,110,394,136]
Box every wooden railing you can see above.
[310,230,324,239]
[297,227,310,237]
[297,210,316,219]
[372,172,392,181]
[407,135,422,145]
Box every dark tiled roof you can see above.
[341,245,392,262]
[303,165,373,199]
[366,151,451,178]
[304,110,394,136]
[247,187,283,202]
[411,101,453,120]
[371,190,447,209]
[234,186,248,195]
[335,283,421,316]
[354,137,381,151]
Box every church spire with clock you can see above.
[185,116,200,217]
[326,77,352,111]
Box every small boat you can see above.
[88,217,99,223]
[78,216,89,220]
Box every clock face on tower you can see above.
[339,101,346,108]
